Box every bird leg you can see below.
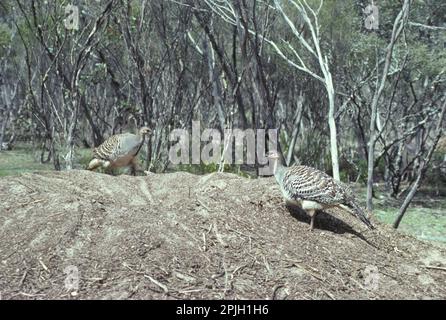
[130,158,139,176]
[130,164,136,176]
[301,200,322,231]
[308,209,318,231]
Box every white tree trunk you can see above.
[286,93,304,166]
[327,81,340,181]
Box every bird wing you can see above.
[282,165,346,204]
[94,133,141,161]
[120,133,144,157]
[281,165,374,229]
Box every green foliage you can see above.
[317,1,362,48]
[295,131,328,169]
[76,147,94,169]
[356,158,369,183]
[348,32,386,69]
[0,23,11,57]
[408,42,446,78]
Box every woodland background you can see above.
[0,0,445,234]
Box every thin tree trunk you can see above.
[393,98,446,228]
[0,114,8,150]
[203,34,226,131]
[194,10,247,129]
[327,77,340,180]
[286,93,304,166]
[366,0,411,210]
[51,124,60,170]
[65,96,80,170]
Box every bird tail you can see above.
[345,201,375,229]
[87,158,101,171]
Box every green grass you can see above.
[0,145,53,176]
[375,207,446,243]
[344,181,445,244]
[0,143,95,176]
[369,186,446,244]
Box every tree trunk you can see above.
[327,77,340,181]
[0,114,8,150]
[65,96,80,170]
[393,98,446,228]
[203,35,226,131]
[366,0,411,211]
[286,93,304,166]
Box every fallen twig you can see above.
[16,198,45,208]
[272,284,285,300]
[38,259,49,272]
[19,270,28,287]
[18,292,46,297]
[424,266,446,272]
[196,198,211,211]
[322,289,336,300]
[144,275,169,294]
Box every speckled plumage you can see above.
[87,127,151,175]
[268,151,373,230]
[277,165,350,204]
[93,133,142,162]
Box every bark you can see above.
[0,114,8,150]
[286,92,304,165]
[327,77,340,180]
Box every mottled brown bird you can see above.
[87,127,151,175]
[267,150,373,230]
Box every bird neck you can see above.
[133,132,147,156]
[137,131,147,142]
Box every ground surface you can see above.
[0,170,445,299]
[2,146,446,243]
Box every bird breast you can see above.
[110,153,135,168]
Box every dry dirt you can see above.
[0,170,445,299]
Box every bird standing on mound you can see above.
[87,127,151,175]
[266,150,374,231]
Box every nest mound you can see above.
[0,170,445,299]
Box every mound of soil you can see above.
[0,170,445,299]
